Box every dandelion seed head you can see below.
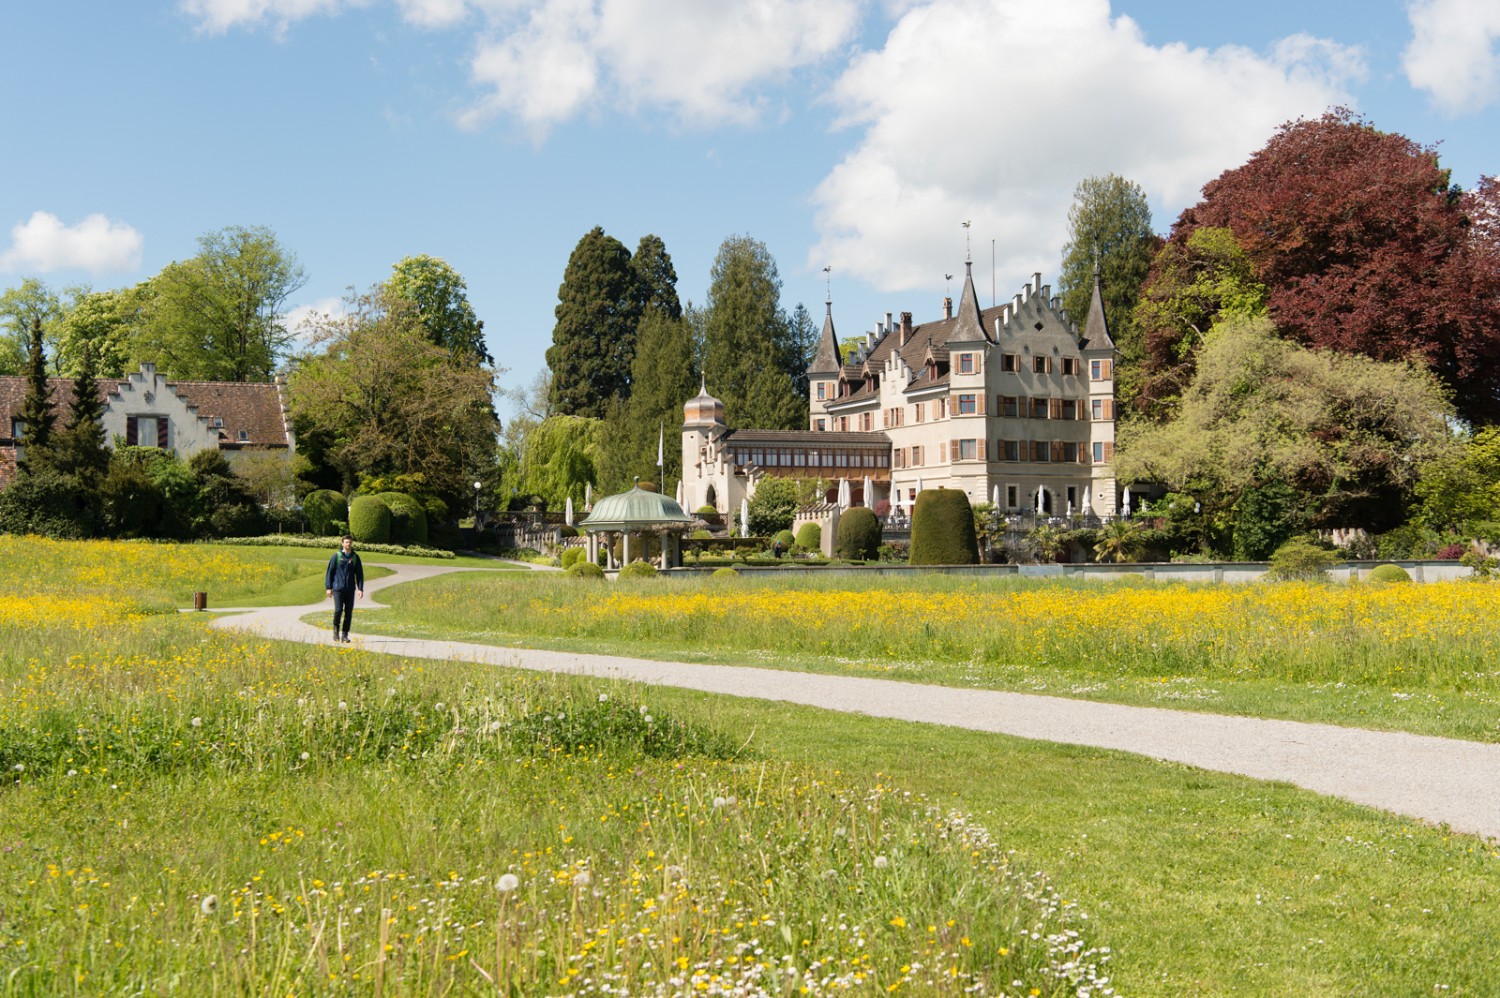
[201,895,219,915]
[496,873,520,892]
[190,717,203,728]
[874,855,889,869]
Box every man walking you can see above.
[325,535,364,643]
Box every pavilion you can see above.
[578,481,695,570]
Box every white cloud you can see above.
[0,211,144,275]
[459,0,862,133]
[1402,0,1500,115]
[810,0,1364,293]
[282,296,349,345]
[180,0,356,35]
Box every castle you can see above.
[682,261,1118,519]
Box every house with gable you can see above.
[682,260,1119,519]
[0,362,294,487]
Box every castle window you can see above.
[957,393,976,414]
[1061,399,1077,420]
[1032,355,1049,374]
[1062,357,1080,376]
[1031,441,1051,462]
[10,419,23,440]
[1093,441,1104,463]
[1092,399,1104,421]
[815,419,826,431]
[1063,442,1078,462]
[1001,396,1019,418]
[1091,359,1113,380]
[911,445,923,467]
[1006,485,1019,508]
[957,438,977,461]
[958,353,974,374]
[1002,440,1020,462]
[817,382,826,400]
[1002,354,1018,372]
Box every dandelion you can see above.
[338,701,347,711]
[713,797,727,809]
[488,721,502,733]
[644,715,653,724]
[598,693,609,703]
[12,764,22,772]
[639,705,648,715]
[496,873,520,893]
[434,702,445,711]
[66,769,77,777]
[191,717,203,727]
[386,688,396,697]
[874,855,889,869]
[572,870,591,887]
[300,752,310,761]
[201,895,219,915]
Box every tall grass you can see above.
[0,538,1109,995]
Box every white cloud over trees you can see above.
[1403,0,1500,115]
[0,212,144,276]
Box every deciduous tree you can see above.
[0,279,63,375]
[386,254,489,362]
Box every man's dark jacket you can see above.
[325,551,364,592]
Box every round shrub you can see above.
[374,491,428,546]
[560,547,586,569]
[348,495,391,544]
[795,522,822,551]
[909,489,977,565]
[618,560,658,580]
[697,505,718,515]
[566,561,605,578]
[1367,563,1411,583]
[774,529,796,550]
[1266,537,1337,580]
[303,489,347,536]
[711,566,739,579]
[835,506,883,561]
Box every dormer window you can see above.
[211,418,224,429]
[237,430,250,442]
[11,419,23,440]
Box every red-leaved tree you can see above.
[1146,109,1500,424]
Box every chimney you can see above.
[1013,293,1023,314]
[1033,272,1043,295]
[885,311,893,338]
[943,296,953,320]
[899,312,913,346]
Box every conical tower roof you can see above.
[952,260,987,343]
[1081,258,1115,350]
[807,300,842,375]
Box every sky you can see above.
[3,0,1498,421]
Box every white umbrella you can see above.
[991,484,1000,508]
[585,482,593,511]
[837,478,851,509]
[863,475,874,508]
[1082,485,1092,514]
[675,480,684,506]
[1121,485,1132,515]
[741,497,750,538]
[1035,486,1047,514]
[564,495,574,526]
[914,476,923,495]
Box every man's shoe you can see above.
[341,633,351,643]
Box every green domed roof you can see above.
[579,484,693,531]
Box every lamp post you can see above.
[473,481,482,527]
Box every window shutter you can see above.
[1049,398,1061,419]
[158,419,169,448]
[1046,356,1054,373]
[1051,441,1063,462]
[1102,359,1113,379]
[1103,441,1115,462]
[949,440,957,462]
[125,417,138,446]
[1102,400,1115,420]
[976,393,986,415]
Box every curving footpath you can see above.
[208,561,1500,843]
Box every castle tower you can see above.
[681,380,726,511]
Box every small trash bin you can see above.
[193,592,207,611]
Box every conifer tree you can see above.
[630,234,682,321]
[15,318,56,474]
[547,227,642,418]
[596,311,697,491]
[53,341,110,483]
[701,235,802,429]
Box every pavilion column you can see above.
[622,532,631,566]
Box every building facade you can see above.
[683,263,1118,517]
[0,362,294,486]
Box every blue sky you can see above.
[2,1,1497,420]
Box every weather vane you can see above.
[823,265,831,304]
[962,220,972,263]
[945,273,953,296]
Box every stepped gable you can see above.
[165,379,289,447]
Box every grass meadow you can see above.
[3,538,1499,995]
[361,570,1500,743]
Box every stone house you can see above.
[0,362,294,486]
[682,262,1118,517]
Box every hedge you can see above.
[374,491,428,546]
[348,495,391,545]
[909,489,978,565]
[215,534,455,558]
[303,489,347,536]
[794,522,822,550]
[835,507,882,561]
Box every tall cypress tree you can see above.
[701,235,801,430]
[15,317,56,474]
[546,227,641,418]
[630,234,682,321]
[54,341,110,483]
[1057,174,1158,359]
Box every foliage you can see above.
[711,566,740,578]
[560,546,586,569]
[0,468,98,538]
[629,233,681,321]
[0,278,63,375]
[1092,519,1146,563]
[1027,524,1072,563]
[773,529,796,549]
[14,318,55,474]
[99,461,165,539]
[302,489,346,536]
[1231,479,1305,561]
[134,225,305,381]
[617,559,659,580]
[286,287,500,513]
[701,235,806,430]
[1461,550,1498,579]
[794,522,822,550]
[1367,564,1412,583]
[1058,173,1159,408]
[834,506,882,561]
[909,490,978,565]
[1117,316,1455,545]
[1170,109,1500,424]
[1266,537,1337,580]
[57,286,138,378]
[373,491,428,546]
[594,310,695,492]
[745,476,800,536]
[565,560,605,578]
[384,254,488,362]
[1133,227,1268,417]
[1412,427,1500,533]
[348,495,390,544]
[547,227,641,418]
[214,534,454,558]
[514,414,602,509]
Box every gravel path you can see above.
[208,561,1500,842]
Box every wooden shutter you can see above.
[1103,441,1115,462]
[1102,400,1115,420]
[158,419,169,448]
[125,417,138,446]
[1046,356,1054,373]
[1049,398,1062,419]
[976,393,986,415]
[1101,359,1113,379]
[1051,441,1064,462]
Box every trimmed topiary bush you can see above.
[348,495,391,544]
[774,529,796,550]
[618,560,658,580]
[374,491,429,546]
[1367,563,1411,583]
[566,561,605,578]
[835,506,882,561]
[795,522,821,551]
[909,489,978,565]
[302,489,346,536]
[560,547,586,569]
[711,566,739,579]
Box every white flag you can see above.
[657,424,664,468]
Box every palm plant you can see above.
[1094,519,1145,563]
